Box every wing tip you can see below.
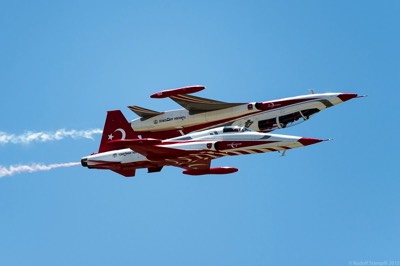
[150,85,205,99]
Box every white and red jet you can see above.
[81,110,327,177]
[127,85,360,139]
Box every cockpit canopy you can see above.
[170,126,254,141]
[222,126,253,133]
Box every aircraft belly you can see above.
[236,100,329,131]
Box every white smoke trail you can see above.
[0,129,102,145]
[0,162,80,177]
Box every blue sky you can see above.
[1,1,399,265]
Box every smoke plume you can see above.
[0,129,102,145]
[0,162,81,177]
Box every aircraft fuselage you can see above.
[82,126,324,176]
[130,93,357,139]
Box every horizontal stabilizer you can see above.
[128,106,163,119]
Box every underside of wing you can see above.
[107,139,239,175]
[149,85,245,114]
[108,138,224,168]
[165,156,212,170]
[128,105,163,119]
[170,94,245,114]
[157,152,238,175]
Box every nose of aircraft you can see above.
[298,137,325,146]
[338,93,358,102]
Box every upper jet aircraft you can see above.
[128,85,361,139]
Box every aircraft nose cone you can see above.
[298,137,324,146]
[338,93,358,102]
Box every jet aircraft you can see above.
[127,85,360,139]
[81,110,327,177]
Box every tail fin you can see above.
[99,110,139,153]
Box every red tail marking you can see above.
[98,110,138,153]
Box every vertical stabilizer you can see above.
[98,110,138,153]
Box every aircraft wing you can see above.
[150,85,245,114]
[127,105,163,119]
[169,94,245,114]
[108,139,219,170]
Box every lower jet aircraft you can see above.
[81,110,327,177]
[127,85,362,139]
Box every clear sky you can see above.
[1,1,399,265]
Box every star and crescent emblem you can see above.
[108,128,126,140]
